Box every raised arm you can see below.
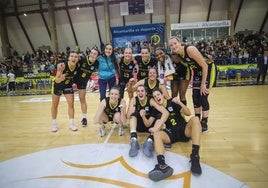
[93,99,106,124]
[159,84,171,100]
[149,99,169,133]
[127,79,145,99]
[127,97,136,119]
[54,62,66,83]
[172,97,191,116]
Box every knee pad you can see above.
[201,95,210,111]
[192,89,201,108]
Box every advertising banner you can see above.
[110,23,165,53]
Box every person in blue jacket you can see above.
[97,43,119,101]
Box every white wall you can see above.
[1,0,267,56]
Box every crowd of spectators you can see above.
[1,49,64,78]
[0,31,267,79]
[194,31,267,65]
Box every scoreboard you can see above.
[120,0,153,16]
[128,0,145,15]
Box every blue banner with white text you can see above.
[110,23,165,53]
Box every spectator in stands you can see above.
[7,69,16,95]
[97,43,119,101]
[50,50,79,132]
[39,62,46,72]
[257,48,268,84]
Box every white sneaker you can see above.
[99,124,105,137]
[70,124,78,131]
[51,125,58,132]
[118,124,124,136]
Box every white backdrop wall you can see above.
[1,0,267,56]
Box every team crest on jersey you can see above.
[168,106,174,112]
[186,58,191,62]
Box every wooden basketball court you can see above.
[0,85,267,188]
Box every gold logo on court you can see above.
[40,156,191,188]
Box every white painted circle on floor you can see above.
[0,144,249,188]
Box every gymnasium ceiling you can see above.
[0,0,267,55]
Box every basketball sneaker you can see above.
[201,121,208,133]
[142,140,154,158]
[81,118,87,127]
[99,124,105,137]
[164,143,172,148]
[129,139,139,157]
[148,164,174,182]
[118,124,124,136]
[51,125,58,132]
[70,124,78,131]
[190,154,202,175]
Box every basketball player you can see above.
[128,67,170,100]
[117,47,136,99]
[94,86,127,137]
[148,89,202,182]
[127,85,169,158]
[74,47,100,126]
[168,36,209,96]
[192,54,217,132]
[51,50,79,132]
[169,36,212,131]
[134,46,157,81]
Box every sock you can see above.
[69,118,74,125]
[181,100,187,106]
[82,113,87,119]
[130,132,137,140]
[157,155,166,165]
[195,114,201,120]
[201,117,208,123]
[52,119,57,125]
[192,144,200,156]
[147,134,154,142]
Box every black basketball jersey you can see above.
[135,55,157,80]
[143,78,160,99]
[179,45,202,70]
[75,55,99,84]
[164,99,187,129]
[119,58,135,82]
[55,61,78,87]
[134,96,152,119]
[104,97,122,120]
